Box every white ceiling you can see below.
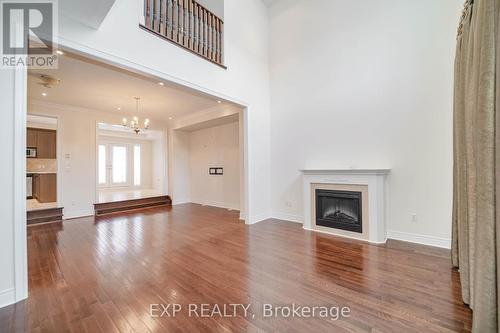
[97,123,164,141]
[28,53,224,122]
[262,0,280,6]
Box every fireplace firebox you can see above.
[315,189,362,233]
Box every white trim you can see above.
[271,212,303,224]
[172,198,192,205]
[387,230,451,249]
[0,288,16,308]
[13,57,28,305]
[249,212,271,224]
[238,107,249,225]
[300,168,391,175]
[192,200,239,211]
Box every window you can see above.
[134,145,141,186]
[98,145,106,184]
[112,146,127,184]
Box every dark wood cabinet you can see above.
[27,128,57,203]
[27,128,37,147]
[35,129,57,159]
[33,174,56,203]
[33,175,39,199]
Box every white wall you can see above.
[268,0,462,244]
[197,0,224,19]
[57,0,271,222]
[189,121,240,209]
[168,129,191,204]
[29,101,168,218]
[152,137,167,192]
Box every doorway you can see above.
[98,143,130,188]
[26,114,63,226]
[96,122,167,204]
[12,42,250,308]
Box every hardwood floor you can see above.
[0,204,471,332]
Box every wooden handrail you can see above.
[142,0,225,68]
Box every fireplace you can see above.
[315,189,362,233]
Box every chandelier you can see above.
[122,97,150,134]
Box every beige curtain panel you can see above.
[452,0,500,332]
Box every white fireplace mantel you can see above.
[300,169,391,175]
[300,168,391,244]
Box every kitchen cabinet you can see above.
[27,128,37,147]
[32,175,39,200]
[36,129,57,159]
[33,174,56,203]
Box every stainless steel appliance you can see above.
[27,148,37,158]
[26,174,33,199]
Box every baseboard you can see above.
[172,198,191,205]
[239,211,247,221]
[0,288,15,308]
[387,230,451,249]
[271,211,303,224]
[249,212,272,224]
[192,199,239,211]
[246,213,450,249]
[63,209,94,220]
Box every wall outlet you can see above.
[411,213,418,223]
[285,201,292,207]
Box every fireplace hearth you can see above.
[315,189,362,233]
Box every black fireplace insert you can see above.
[315,189,362,233]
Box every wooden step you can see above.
[27,207,64,226]
[94,195,172,216]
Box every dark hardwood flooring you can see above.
[0,204,471,332]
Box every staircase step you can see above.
[94,195,172,216]
[27,207,64,226]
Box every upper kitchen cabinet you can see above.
[35,129,57,158]
[27,128,37,147]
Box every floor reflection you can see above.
[0,206,472,332]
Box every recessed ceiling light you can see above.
[41,92,47,97]
[56,50,64,55]
[217,100,222,104]
[168,117,173,120]
[117,107,121,111]
[158,82,164,86]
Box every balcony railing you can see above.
[141,0,225,67]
